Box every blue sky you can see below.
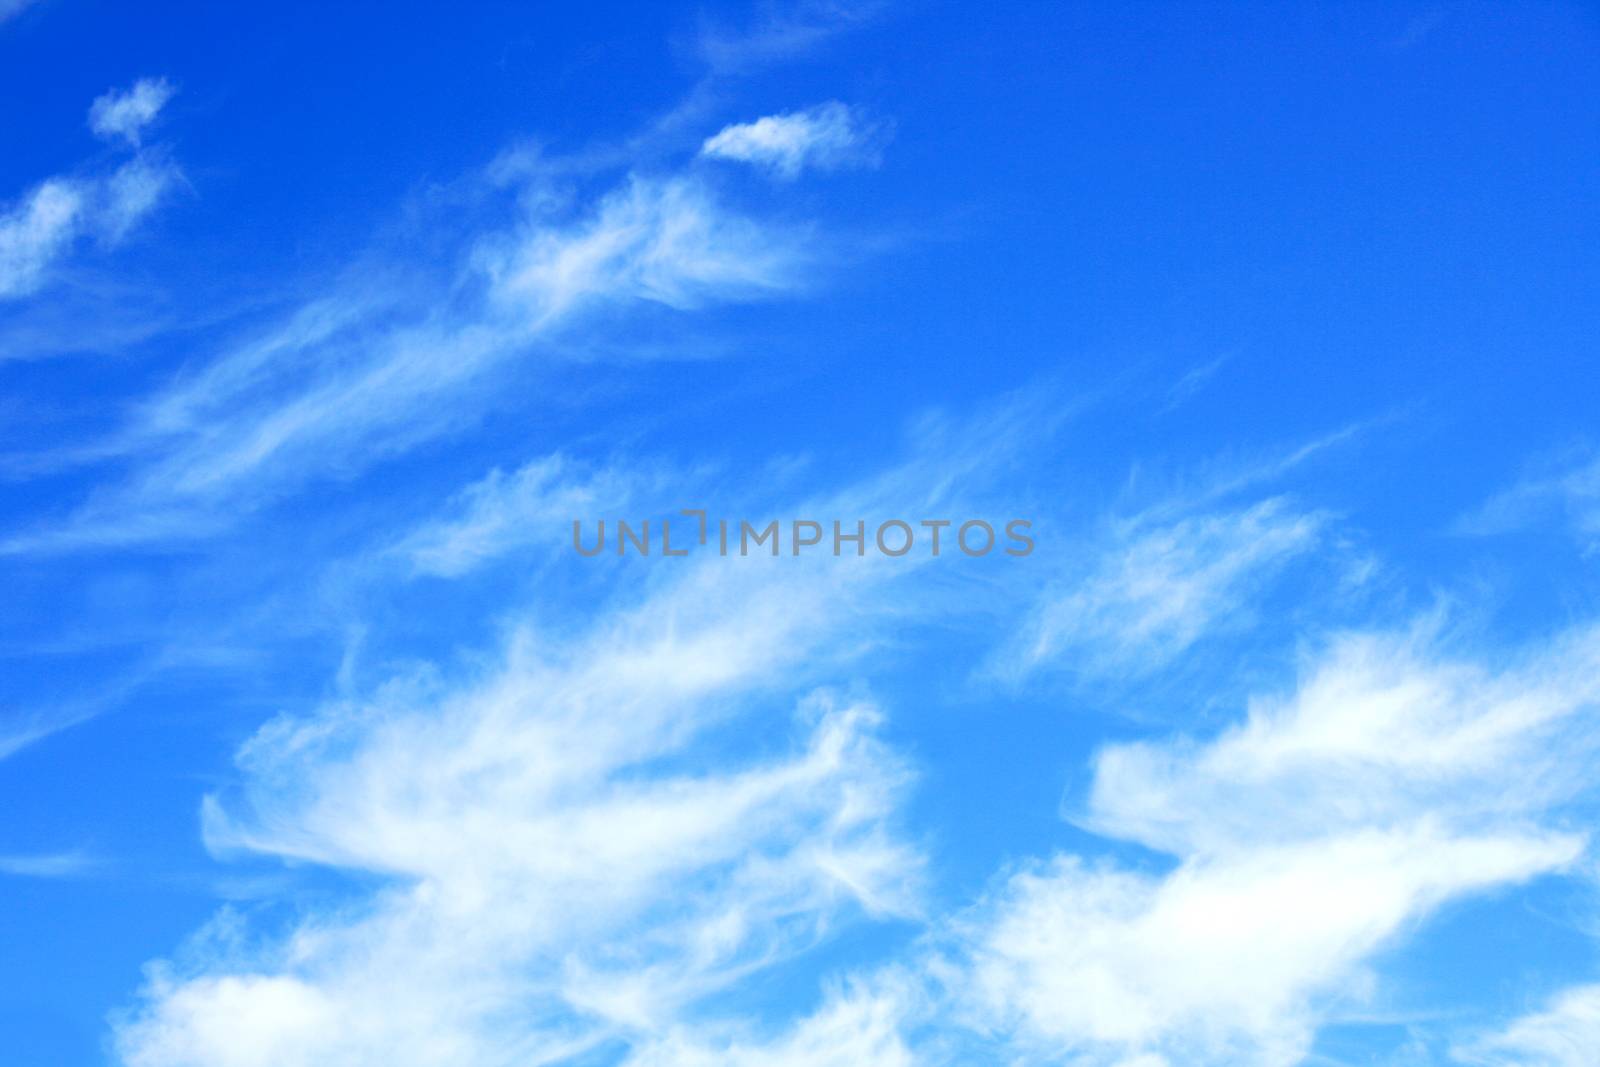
[3,2,1600,1064]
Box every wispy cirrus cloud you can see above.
[1455,983,1600,1066]
[110,393,1057,1066]
[394,453,650,578]
[692,1,884,76]
[1001,497,1326,681]
[1083,621,1600,855]
[0,849,97,878]
[483,173,807,319]
[1160,354,1231,413]
[97,378,1600,1067]
[119,692,913,1067]
[992,420,1379,687]
[625,976,919,1067]
[1458,446,1600,554]
[701,102,881,179]
[0,705,97,763]
[3,162,816,554]
[109,376,1600,1066]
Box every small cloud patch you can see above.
[701,101,882,179]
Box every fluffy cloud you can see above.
[701,102,878,179]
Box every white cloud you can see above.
[1085,622,1600,855]
[1161,355,1230,413]
[960,829,1576,1066]
[0,179,82,299]
[102,156,178,238]
[2,164,809,553]
[0,705,95,762]
[1005,498,1323,679]
[0,166,178,304]
[118,674,918,1066]
[105,389,1600,1066]
[0,81,179,303]
[0,849,97,877]
[1459,448,1600,554]
[694,3,882,77]
[701,102,878,179]
[484,174,805,319]
[111,398,1055,1066]
[1454,984,1600,1066]
[626,977,918,1067]
[89,78,176,146]
[395,454,646,577]
[948,621,1600,1065]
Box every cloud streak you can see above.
[1458,447,1600,554]
[1003,497,1325,680]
